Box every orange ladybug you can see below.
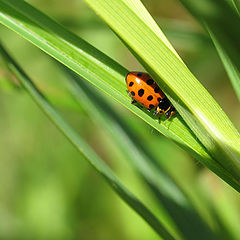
[126,72,175,118]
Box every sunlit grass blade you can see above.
[0,0,199,154]
[62,66,220,240]
[0,3,208,169]
[0,43,178,240]
[83,0,240,188]
[0,0,240,192]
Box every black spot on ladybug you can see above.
[131,91,135,96]
[138,89,144,97]
[154,86,160,93]
[157,97,161,102]
[137,72,142,77]
[129,82,134,87]
[147,79,154,85]
[147,95,153,101]
[149,104,155,109]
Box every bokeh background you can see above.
[0,0,240,239]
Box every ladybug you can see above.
[126,72,175,119]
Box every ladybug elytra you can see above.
[126,72,175,119]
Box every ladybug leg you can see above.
[164,108,176,125]
[153,109,158,115]
[167,106,176,119]
[165,110,171,119]
[131,99,137,104]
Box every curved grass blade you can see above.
[178,0,240,100]
[83,0,240,189]
[0,0,240,192]
[207,28,240,102]
[62,67,219,240]
[232,0,240,15]
[0,43,177,240]
[0,2,209,170]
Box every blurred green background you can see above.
[0,0,240,239]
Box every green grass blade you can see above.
[232,0,240,14]
[0,2,208,168]
[0,0,198,153]
[83,0,240,187]
[178,0,240,100]
[62,67,219,240]
[207,28,240,101]
[0,0,240,192]
[0,43,177,240]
